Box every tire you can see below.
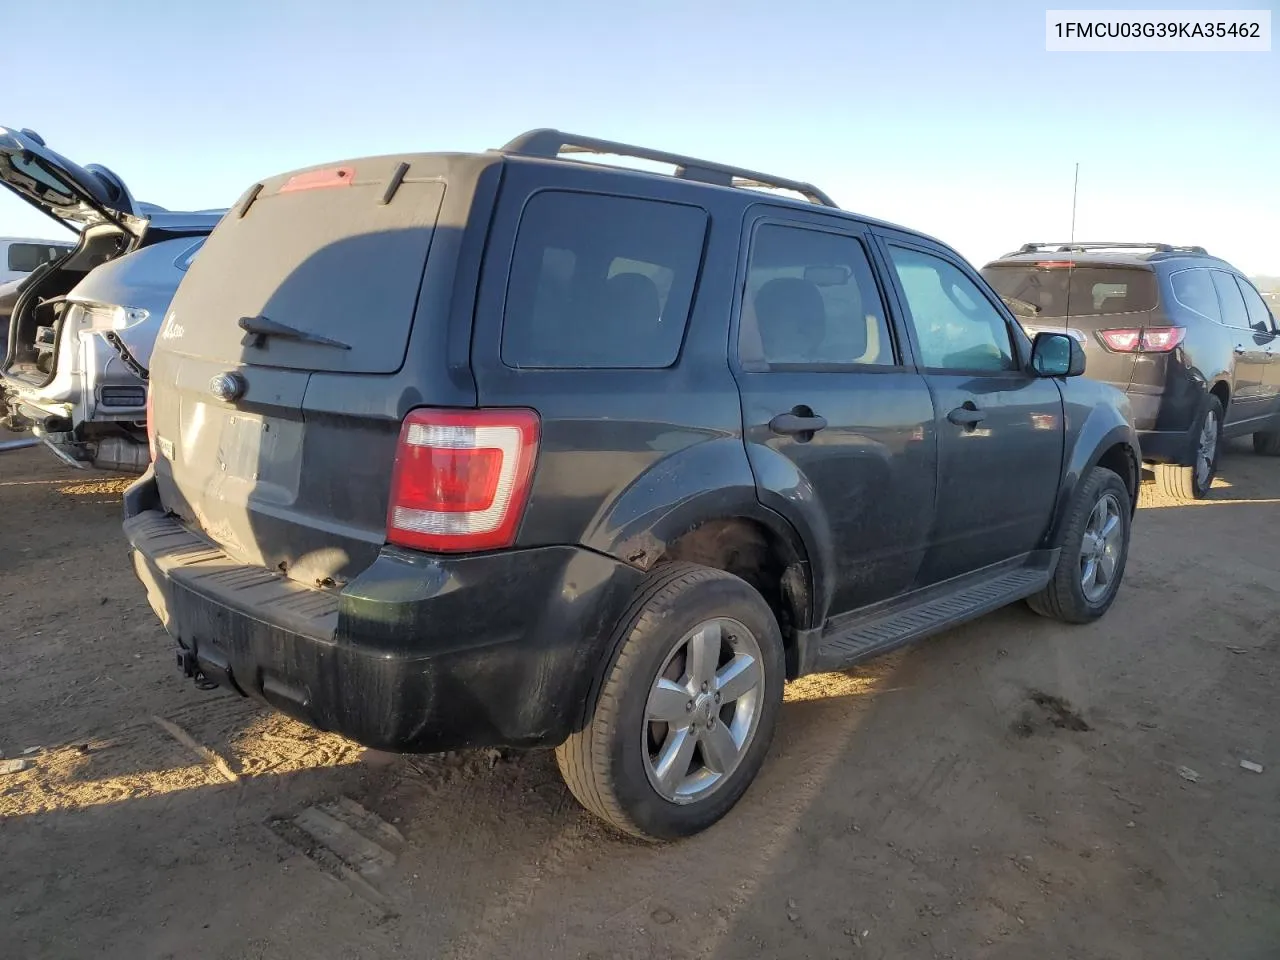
[1027,466,1132,624]
[1152,396,1223,501]
[555,561,785,842]
[1252,430,1280,456]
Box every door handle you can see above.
[1235,344,1247,356]
[769,412,828,436]
[947,404,986,427]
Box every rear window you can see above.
[163,162,445,374]
[501,191,707,369]
[7,242,66,273]
[982,264,1158,318]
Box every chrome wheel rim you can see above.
[642,617,764,804]
[1080,492,1124,604]
[1196,410,1218,489]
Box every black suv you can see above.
[124,131,1139,841]
[983,243,1280,500]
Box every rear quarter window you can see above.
[1170,269,1221,322]
[501,191,707,369]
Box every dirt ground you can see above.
[1,441,1278,960]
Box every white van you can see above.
[0,236,74,284]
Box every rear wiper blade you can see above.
[238,314,351,350]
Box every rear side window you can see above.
[1170,269,1221,322]
[1211,270,1250,329]
[982,264,1158,317]
[501,192,707,369]
[7,242,65,273]
[739,223,894,367]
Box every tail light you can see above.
[1098,327,1186,353]
[145,386,156,461]
[387,408,540,553]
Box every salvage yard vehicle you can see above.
[125,130,1140,841]
[983,243,1280,500]
[0,126,220,472]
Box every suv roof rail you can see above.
[1008,241,1210,256]
[500,128,839,208]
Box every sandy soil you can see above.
[1,441,1277,960]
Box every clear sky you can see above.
[4,0,1277,273]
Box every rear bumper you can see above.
[123,473,645,752]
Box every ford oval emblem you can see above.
[209,372,246,402]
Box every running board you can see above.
[810,550,1059,673]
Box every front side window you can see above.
[502,191,707,369]
[1235,277,1276,333]
[1211,270,1251,329]
[739,223,895,367]
[1171,269,1221,322]
[889,245,1016,372]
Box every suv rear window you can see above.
[982,264,1158,318]
[164,165,446,374]
[501,191,707,369]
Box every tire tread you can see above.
[555,562,739,840]
[1027,466,1131,624]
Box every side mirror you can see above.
[1031,332,1086,378]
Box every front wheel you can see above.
[1028,466,1132,624]
[555,562,785,841]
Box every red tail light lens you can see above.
[145,386,156,461]
[387,408,540,553]
[1099,328,1142,352]
[1137,326,1186,352]
[1098,327,1185,353]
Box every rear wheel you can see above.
[1028,466,1132,624]
[1153,396,1222,501]
[1252,429,1280,456]
[555,562,785,841]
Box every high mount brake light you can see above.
[1098,327,1186,353]
[386,408,540,553]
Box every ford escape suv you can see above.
[983,243,1280,500]
[125,130,1140,841]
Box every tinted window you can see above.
[7,242,65,273]
[890,246,1016,372]
[1211,270,1250,329]
[982,264,1157,317]
[1236,278,1276,333]
[740,224,894,367]
[1170,269,1221,322]
[502,192,707,369]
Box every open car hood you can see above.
[0,125,148,237]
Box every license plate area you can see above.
[213,409,304,504]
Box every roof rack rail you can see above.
[500,129,838,208]
[1009,241,1210,256]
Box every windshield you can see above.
[982,264,1158,318]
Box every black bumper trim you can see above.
[125,501,645,753]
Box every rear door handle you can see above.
[947,405,986,426]
[769,413,828,436]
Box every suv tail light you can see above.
[387,408,540,553]
[1098,326,1186,353]
[145,386,156,461]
